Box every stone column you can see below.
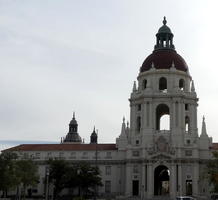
[170,164,176,198]
[125,164,132,197]
[193,163,199,196]
[178,164,183,195]
[147,163,153,198]
[141,164,145,199]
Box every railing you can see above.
[156,130,171,134]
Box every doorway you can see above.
[132,180,139,196]
[154,165,170,195]
[186,180,192,195]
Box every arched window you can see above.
[179,79,185,91]
[156,104,170,130]
[185,116,190,132]
[136,116,141,132]
[159,77,167,91]
[143,79,147,89]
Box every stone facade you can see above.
[4,18,217,199]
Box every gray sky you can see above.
[0,0,218,149]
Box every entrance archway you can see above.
[154,165,170,195]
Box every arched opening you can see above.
[160,115,170,130]
[156,104,170,130]
[136,116,141,132]
[154,165,170,196]
[143,79,147,89]
[185,116,190,132]
[159,77,167,92]
[179,79,185,91]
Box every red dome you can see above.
[140,50,188,72]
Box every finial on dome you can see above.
[123,116,125,123]
[73,111,75,119]
[201,115,208,136]
[163,16,167,25]
[133,81,137,92]
[191,80,196,92]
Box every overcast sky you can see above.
[0,0,218,150]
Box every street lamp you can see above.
[45,168,50,200]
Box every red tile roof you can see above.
[141,49,188,72]
[4,143,117,151]
[211,143,218,150]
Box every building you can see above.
[5,17,217,199]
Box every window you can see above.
[82,152,88,159]
[185,150,192,156]
[133,165,139,174]
[159,77,167,91]
[186,140,191,145]
[105,166,111,175]
[70,152,76,159]
[137,104,141,111]
[47,152,52,158]
[35,153,40,159]
[136,116,141,132]
[185,116,190,132]
[143,79,147,89]
[105,180,111,193]
[185,104,189,111]
[179,79,185,90]
[136,140,139,145]
[156,104,170,130]
[59,152,64,158]
[132,151,139,157]
[106,152,112,158]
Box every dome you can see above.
[158,25,172,34]
[140,49,188,72]
[70,118,77,125]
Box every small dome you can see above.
[70,118,77,125]
[158,25,172,34]
[140,49,188,72]
[70,112,77,125]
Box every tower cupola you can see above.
[63,112,82,143]
[155,17,175,50]
[90,127,98,144]
[140,17,188,73]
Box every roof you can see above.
[211,143,218,150]
[140,49,188,72]
[4,143,117,152]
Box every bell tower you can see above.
[129,17,198,148]
[116,17,212,199]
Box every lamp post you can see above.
[77,169,81,197]
[45,168,50,200]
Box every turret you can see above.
[90,127,98,144]
[63,112,82,143]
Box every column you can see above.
[178,164,183,195]
[125,164,132,197]
[141,164,145,199]
[193,164,199,196]
[147,164,153,198]
[170,164,176,198]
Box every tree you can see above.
[48,159,70,199]
[0,152,18,197]
[207,151,218,192]
[15,159,39,200]
[48,160,102,199]
[71,162,102,197]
